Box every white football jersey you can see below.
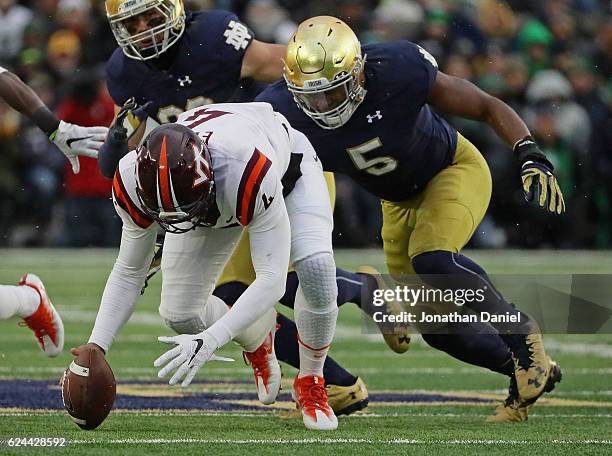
[112,102,291,231]
[0,65,6,74]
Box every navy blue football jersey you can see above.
[256,41,458,202]
[106,10,263,124]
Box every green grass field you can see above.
[0,249,611,455]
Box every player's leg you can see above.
[0,283,39,320]
[407,134,558,414]
[285,130,339,430]
[159,227,280,403]
[213,230,358,379]
[214,171,370,414]
[214,282,354,384]
[381,199,514,376]
[213,279,368,415]
[0,275,64,356]
[276,171,408,352]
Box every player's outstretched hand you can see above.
[154,333,232,387]
[515,136,565,215]
[52,121,109,174]
[521,161,565,214]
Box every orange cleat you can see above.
[19,274,64,357]
[292,375,338,430]
[243,331,281,405]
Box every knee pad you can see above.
[161,295,231,334]
[295,299,338,349]
[293,252,337,310]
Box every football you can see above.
[60,346,116,430]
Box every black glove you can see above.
[115,97,154,140]
[98,98,153,179]
[515,136,565,215]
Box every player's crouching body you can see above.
[85,103,339,431]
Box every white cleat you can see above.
[19,273,64,357]
[292,375,338,431]
[243,331,281,405]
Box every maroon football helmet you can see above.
[135,123,216,233]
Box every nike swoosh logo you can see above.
[189,339,204,364]
[66,136,92,148]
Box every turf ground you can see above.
[0,249,611,455]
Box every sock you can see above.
[279,269,364,309]
[0,284,40,320]
[214,282,356,386]
[422,324,514,376]
[410,251,522,374]
[293,261,338,378]
[412,251,526,333]
[336,268,364,307]
[275,313,356,386]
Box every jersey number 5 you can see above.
[346,138,398,176]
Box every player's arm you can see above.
[0,68,108,173]
[72,175,157,356]
[428,72,529,146]
[206,186,290,348]
[240,40,286,83]
[0,69,49,120]
[83,216,156,354]
[98,100,153,178]
[428,72,565,214]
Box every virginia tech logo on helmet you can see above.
[193,151,210,188]
[135,124,216,233]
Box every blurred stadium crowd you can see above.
[0,0,610,248]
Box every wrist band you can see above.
[31,107,61,137]
[513,135,536,153]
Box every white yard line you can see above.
[2,366,612,375]
[544,340,612,358]
[1,411,611,419]
[3,438,606,446]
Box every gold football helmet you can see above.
[284,16,367,129]
[105,0,185,61]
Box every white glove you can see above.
[154,332,233,387]
[52,121,109,174]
